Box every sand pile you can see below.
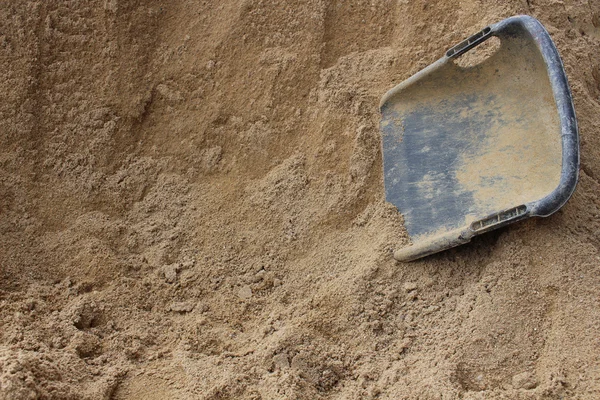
[1,0,600,399]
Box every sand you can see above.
[1,0,600,399]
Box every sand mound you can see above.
[2,1,600,398]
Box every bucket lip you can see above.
[384,15,580,262]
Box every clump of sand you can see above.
[2,1,600,399]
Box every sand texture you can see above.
[2,1,600,399]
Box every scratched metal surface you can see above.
[381,28,563,244]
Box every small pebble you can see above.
[512,371,538,390]
[162,263,181,283]
[168,301,195,313]
[238,285,252,299]
[273,353,290,369]
[403,282,418,292]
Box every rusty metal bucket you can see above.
[380,16,579,262]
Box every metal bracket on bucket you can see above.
[380,15,579,262]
